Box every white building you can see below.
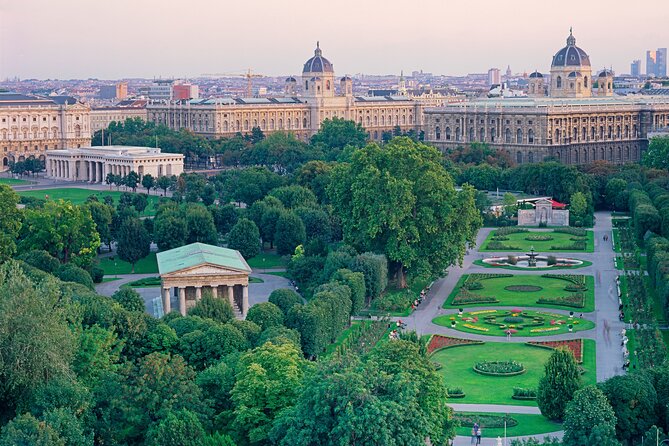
[46,145,184,182]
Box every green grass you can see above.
[615,256,624,270]
[0,177,30,185]
[433,309,595,337]
[99,252,159,275]
[480,230,594,253]
[246,251,288,269]
[454,413,562,438]
[127,276,161,288]
[17,188,161,216]
[612,228,622,253]
[250,276,264,284]
[626,330,639,371]
[432,340,596,406]
[473,259,592,271]
[263,271,290,278]
[644,275,666,324]
[444,274,596,312]
[323,321,368,357]
[101,277,120,283]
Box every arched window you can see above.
[505,128,512,143]
[584,149,589,163]
[261,119,266,130]
[582,127,587,140]
[74,125,81,138]
[373,131,378,139]
[223,121,229,132]
[244,120,249,130]
[278,119,283,129]
[609,148,613,161]
[574,149,579,163]
[516,128,523,144]
[616,126,621,139]
[556,76,562,88]
[381,116,385,126]
[435,126,441,140]
[573,127,578,140]
[456,127,461,141]
[326,80,331,90]
[624,125,629,138]
[490,128,496,143]
[365,116,370,126]
[303,118,307,128]
[591,127,596,140]
[516,151,523,164]
[626,147,630,160]
[269,119,274,130]
[555,129,561,143]
[528,152,534,163]
[584,77,588,88]
[600,126,604,140]
[601,148,605,160]
[469,127,475,142]
[373,116,378,126]
[608,126,613,139]
[528,129,534,144]
[445,127,451,140]
[617,148,622,162]
[479,128,485,142]
[402,115,406,125]
[305,81,308,90]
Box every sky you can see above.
[1,0,668,80]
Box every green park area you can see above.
[444,273,595,312]
[473,259,591,271]
[480,228,594,252]
[433,309,595,337]
[433,340,596,406]
[0,177,30,185]
[454,412,562,438]
[17,188,162,215]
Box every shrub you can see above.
[537,348,581,421]
[112,287,146,313]
[452,290,499,305]
[188,295,234,323]
[55,264,94,290]
[491,236,509,241]
[447,387,465,398]
[17,250,60,273]
[504,316,525,324]
[553,228,587,236]
[550,241,586,251]
[89,265,104,283]
[547,255,557,266]
[513,387,537,400]
[350,252,388,300]
[268,289,302,316]
[495,228,528,236]
[374,290,412,311]
[454,413,518,429]
[474,360,525,375]
[536,293,585,308]
[246,302,284,330]
[462,281,483,290]
[525,235,553,241]
[487,241,520,250]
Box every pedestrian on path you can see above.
[476,427,482,445]
[470,428,477,445]
[603,319,611,346]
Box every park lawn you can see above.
[433,340,596,406]
[473,259,592,271]
[612,228,622,253]
[17,188,161,216]
[454,413,562,438]
[433,310,595,337]
[626,330,639,370]
[263,271,290,278]
[615,256,624,270]
[323,321,369,357]
[644,276,667,324]
[480,230,594,253]
[99,252,159,275]
[444,274,596,312]
[0,177,31,185]
[246,251,288,269]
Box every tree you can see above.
[154,209,188,250]
[211,204,239,235]
[231,341,306,445]
[20,200,101,265]
[642,136,669,170]
[184,204,218,245]
[537,348,581,421]
[0,263,76,418]
[605,178,629,211]
[142,173,156,194]
[85,200,114,251]
[0,413,65,446]
[41,407,93,446]
[269,185,318,209]
[112,287,146,312]
[157,175,175,195]
[188,294,235,324]
[563,386,620,446]
[331,269,365,315]
[599,374,658,444]
[310,117,368,160]
[133,193,149,215]
[0,185,21,262]
[228,218,261,259]
[116,217,151,273]
[268,289,302,316]
[569,191,589,226]
[328,137,481,287]
[17,249,60,273]
[274,211,306,256]
[72,325,122,387]
[145,409,206,446]
[56,263,95,289]
[124,171,140,192]
[246,302,284,331]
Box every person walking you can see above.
[470,427,477,445]
[476,426,482,445]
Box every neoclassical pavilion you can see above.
[156,243,252,318]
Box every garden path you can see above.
[451,431,563,446]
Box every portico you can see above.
[156,243,252,318]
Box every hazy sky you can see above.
[1,0,668,80]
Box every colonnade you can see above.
[162,283,249,318]
[46,158,136,182]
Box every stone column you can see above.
[211,285,218,298]
[227,285,234,308]
[242,285,249,318]
[162,287,171,314]
[179,287,186,316]
[98,162,103,183]
[195,286,202,301]
[88,161,94,182]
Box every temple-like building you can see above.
[424,31,669,164]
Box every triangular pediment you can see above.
[161,262,249,278]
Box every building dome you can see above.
[529,71,544,78]
[598,69,614,77]
[567,71,582,78]
[285,76,297,83]
[303,42,334,73]
[340,75,351,81]
[551,30,591,68]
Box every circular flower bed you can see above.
[525,235,554,241]
[504,285,543,292]
[473,360,526,376]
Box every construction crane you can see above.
[200,68,264,97]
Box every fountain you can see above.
[527,246,538,267]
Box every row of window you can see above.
[552,146,639,164]
[434,127,536,144]
[1,116,58,123]
[551,125,638,143]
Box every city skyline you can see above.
[1,0,668,80]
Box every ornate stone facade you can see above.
[147,43,424,142]
[45,146,184,182]
[518,199,569,226]
[0,92,91,171]
[425,31,669,165]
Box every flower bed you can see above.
[512,387,537,400]
[525,235,553,241]
[494,227,529,236]
[447,387,466,398]
[529,326,561,333]
[454,413,519,429]
[470,309,497,315]
[452,289,499,305]
[553,227,587,236]
[536,292,585,309]
[464,323,489,332]
[426,335,484,354]
[527,339,584,363]
[542,274,586,286]
[504,285,543,292]
[550,241,586,250]
[473,360,526,376]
